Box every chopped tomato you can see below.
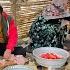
[53,53,63,59]
[40,53,49,59]
[40,53,63,59]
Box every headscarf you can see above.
[42,0,69,20]
[52,0,68,9]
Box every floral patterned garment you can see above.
[29,15,64,50]
[28,0,70,51]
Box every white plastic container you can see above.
[33,47,69,70]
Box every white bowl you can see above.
[3,65,33,70]
[33,47,69,68]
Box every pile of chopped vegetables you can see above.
[40,52,63,59]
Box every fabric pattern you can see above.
[29,15,64,50]
[29,0,69,51]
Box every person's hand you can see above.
[3,49,11,59]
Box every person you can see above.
[0,5,18,59]
[28,0,70,51]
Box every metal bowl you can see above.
[3,65,33,70]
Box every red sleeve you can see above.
[6,18,18,52]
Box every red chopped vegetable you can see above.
[40,53,63,59]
